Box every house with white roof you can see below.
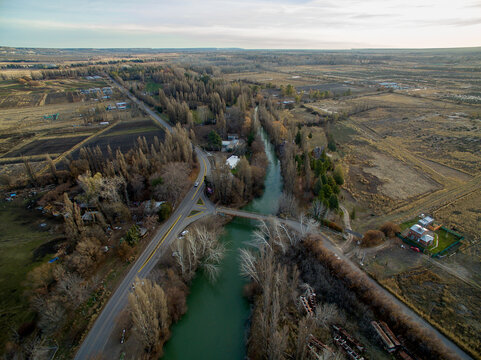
[226,155,240,169]
[419,216,434,228]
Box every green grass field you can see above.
[432,228,460,253]
[145,81,163,94]
[399,218,461,254]
[0,200,60,349]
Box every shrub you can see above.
[321,219,343,232]
[123,225,140,246]
[379,222,401,238]
[361,230,385,247]
[157,202,172,222]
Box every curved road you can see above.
[216,209,472,360]
[75,81,213,360]
[76,80,471,360]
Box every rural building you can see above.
[81,211,102,222]
[418,216,434,228]
[226,155,240,169]
[142,200,165,214]
[116,102,128,110]
[407,224,428,241]
[312,146,325,159]
[222,139,241,152]
[419,233,434,247]
[102,87,113,95]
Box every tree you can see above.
[123,225,140,246]
[70,237,102,276]
[46,154,57,181]
[157,202,172,222]
[295,129,302,145]
[328,194,339,210]
[236,156,252,199]
[379,222,401,238]
[207,130,222,151]
[23,157,37,185]
[128,277,170,353]
[277,192,299,218]
[25,263,55,296]
[333,165,344,185]
[31,297,65,335]
[304,152,312,192]
[172,221,225,283]
[154,162,191,207]
[361,230,385,247]
[310,199,327,219]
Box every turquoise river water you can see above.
[162,128,283,359]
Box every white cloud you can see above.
[0,0,480,48]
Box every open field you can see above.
[69,119,165,158]
[379,266,481,359]
[362,151,440,200]
[0,200,62,350]
[356,240,481,359]
[3,135,90,158]
[433,189,481,242]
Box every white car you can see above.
[181,230,189,236]
[194,181,199,187]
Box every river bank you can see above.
[162,127,282,359]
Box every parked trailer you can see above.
[333,335,365,360]
[371,321,397,352]
[332,324,365,352]
[397,349,415,360]
[308,334,333,354]
[306,287,317,310]
[300,296,314,316]
[379,321,401,348]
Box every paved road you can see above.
[75,81,213,360]
[215,208,472,360]
[77,79,471,359]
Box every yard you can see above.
[399,218,462,255]
[0,199,62,350]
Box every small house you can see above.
[226,155,240,169]
[408,224,428,241]
[418,216,434,228]
[419,234,434,247]
[82,211,101,222]
[116,102,128,110]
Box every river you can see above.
[162,127,283,359]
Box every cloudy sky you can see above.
[0,0,480,49]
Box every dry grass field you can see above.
[0,76,155,182]
[379,266,481,359]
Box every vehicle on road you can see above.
[410,246,421,252]
[194,181,199,187]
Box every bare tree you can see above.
[69,237,103,276]
[128,277,170,352]
[277,191,299,219]
[153,162,191,207]
[56,271,92,306]
[310,199,327,219]
[31,296,65,335]
[172,222,225,283]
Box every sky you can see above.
[0,0,480,49]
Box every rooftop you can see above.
[226,155,240,169]
[410,224,428,235]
